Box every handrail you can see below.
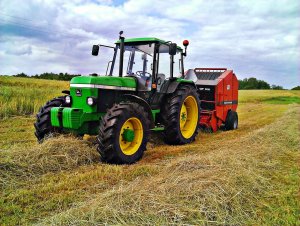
[201,109,216,114]
[105,61,112,76]
[200,100,215,103]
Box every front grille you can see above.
[62,108,82,129]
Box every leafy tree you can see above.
[291,86,300,90]
[13,72,28,77]
[239,77,270,90]
[32,72,80,81]
[8,72,81,80]
[271,85,284,90]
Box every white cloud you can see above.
[5,45,32,55]
[0,0,299,88]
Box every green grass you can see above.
[238,89,300,103]
[0,76,68,119]
[0,77,299,225]
[263,96,300,104]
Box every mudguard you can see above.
[121,94,155,128]
[160,78,196,94]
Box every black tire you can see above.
[161,85,200,144]
[34,96,67,142]
[225,110,238,130]
[97,102,150,164]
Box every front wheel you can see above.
[97,102,150,164]
[34,96,67,142]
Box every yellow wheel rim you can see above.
[180,95,198,139]
[119,117,143,155]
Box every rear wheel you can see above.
[34,96,67,142]
[161,85,200,144]
[97,102,150,164]
[225,110,238,130]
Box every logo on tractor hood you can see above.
[75,89,82,96]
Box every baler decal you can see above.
[218,100,238,105]
[70,84,135,91]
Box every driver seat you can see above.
[132,76,148,91]
[125,74,150,91]
[157,73,165,91]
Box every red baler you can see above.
[185,68,239,132]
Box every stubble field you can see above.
[0,76,299,225]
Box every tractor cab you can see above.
[91,33,189,94]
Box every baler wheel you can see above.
[225,110,238,130]
[34,96,67,142]
[97,102,150,164]
[161,85,200,144]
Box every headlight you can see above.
[65,95,71,104]
[87,97,96,106]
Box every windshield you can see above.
[113,43,154,76]
[111,43,154,90]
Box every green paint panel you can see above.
[116,37,165,44]
[151,109,160,122]
[62,108,83,129]
[51,107,61,127]
[151,126,165,132]
[51,106,105,134]
[176,78,194,83]
[69,76,137,113]
[70,76,136,88]
[70,87,98,113]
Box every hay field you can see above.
[0,76,68,119]
[0,76,299,225]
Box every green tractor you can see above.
[34,31,200,164]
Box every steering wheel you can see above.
[135,71,151,78]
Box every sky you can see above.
[0,0,299,89]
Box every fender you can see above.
[160,78,196,94]
[121,94,155,128]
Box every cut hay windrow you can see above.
[35,107,299,225]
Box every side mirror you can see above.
[169,43,177,55]
[92,45,99,56]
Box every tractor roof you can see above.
[115,37,183,51]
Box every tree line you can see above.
[238,77,285,90]
[13,72,80,81]
[7,73,299,90]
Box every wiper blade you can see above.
[132,46,152,57]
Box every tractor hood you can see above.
[70,76,136,91]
